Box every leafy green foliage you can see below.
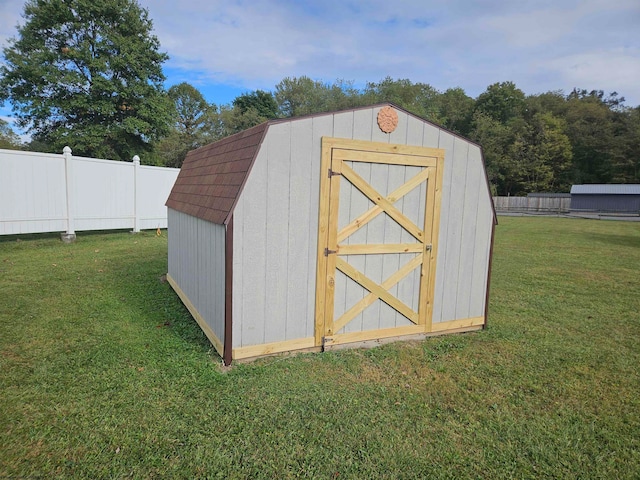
[233,89,278,119]
[213,89,280,137]
[275,76,334,117]
[432,87,475,136]
[154,82,218,167]
[511,112,573,193]
[275,76,364,117]
[0,0,173,160]
[0,119,22,149]
[363,77,440,121]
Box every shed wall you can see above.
[232,107,493,349]
[168,208,226,349]
[570,194,640,213]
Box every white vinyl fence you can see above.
[0,147,179,236]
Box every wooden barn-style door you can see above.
[315,137,445,348]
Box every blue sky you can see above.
[1,0,639,138]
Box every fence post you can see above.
[132,155,140,233]
[60,146,76,243]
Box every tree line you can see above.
[1,0,638,195]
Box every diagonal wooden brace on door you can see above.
[335,257,419,325]
[337,168,430,243]
[340,163,425,242]
[332,255,423,334]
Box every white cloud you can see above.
[0,0,638,105]
[541,48,640,98]
[0,0,23,46]
[136,0,640,104]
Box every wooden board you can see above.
[316,137,445,345]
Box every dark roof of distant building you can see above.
[570,184,640,195]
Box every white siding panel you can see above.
[205,221,226,341]
[168,209,226,342]
[431,130,454,323]
[469,201,492,318]
[469,146,494,318]
[286,118,314,341]
[238,145,268,347]
[167,209,179,284]
[406,116,425,147]
[423,123,440,148]
[264,123,291,344]
[333,111,354,138]
[353,109,373,141]
[455,151,482,320]
[184,214,199,311]
[440,137,469,322]
[389,111,408,144]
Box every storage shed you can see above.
[166,104,496,364]
[570,184,640,214]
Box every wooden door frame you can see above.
[314,137,445,347]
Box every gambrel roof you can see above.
[165,123,268,225]
[166,104,497,225]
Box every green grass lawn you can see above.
[1,217,639,479]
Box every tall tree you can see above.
[0,119,22,149]
[475,81,526,124]
[433,87,475,136]
[510,112,573,193]
[232,90,278,120]
[154,82,219,167]
[470,111,520,195]
[363,77,439,121]
[0,0,173,161]
[274,76,330,117]
[274,77,364,118]
[564,92,615,184]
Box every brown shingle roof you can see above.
[166,122,268,225]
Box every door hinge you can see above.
[324,248,337,256]
[322,336,335,347]
[328,168,341,178]
[425,244,432,251]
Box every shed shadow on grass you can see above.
[102,252,220,361]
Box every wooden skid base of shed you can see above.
[166,273,225,357]
[324,324,484,352]
[231,318,484,362]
